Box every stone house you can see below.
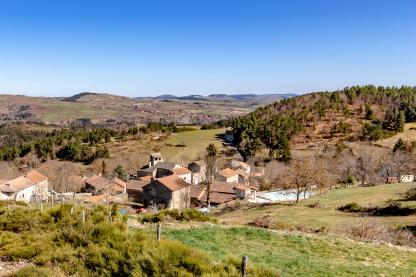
[216,168,239,183]
[188,160,207,185]
[0,170,49,202]
[142,175,191,210]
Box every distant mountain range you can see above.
[135,93,297,102]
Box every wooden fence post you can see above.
[70,207,74,215]
[40,204,43,212]
[241,255,248,277]
[82,210,85,223]
[109,211,112,223]
[157,222,161,241]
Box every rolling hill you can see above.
[0,92,294,126]
[222,85,416,159]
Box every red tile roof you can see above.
[26,170,48,183]
[218,168,238,178]
[173,167,192,176]
[0,176,35,193]
[190,185,205,199]
[126,180,149,191]
[155,175,190,191]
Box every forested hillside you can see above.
[221,85,416,160]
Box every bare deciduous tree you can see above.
[355,155,373,186]
[281,158,315,203]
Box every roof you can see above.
[84,194,114,204]
[112,177,127,193]
[26,170,48,183]
[173,167,192,176]
[189,160,206,167]
[210,181,237,194]
[126,180,149,191]
[155,162,177,170]
[190,185,206,199]
[85,175,107,189]
[201,191,235,204]
[138,176,153,182]
[236,169,249,178]
[233,184,250,191]
[0,176,34,193]
[218,168,238,178]
[150,153,162,158]
[85,175,126,192]
[153,175,190,191]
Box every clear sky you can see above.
[0,0,415,97]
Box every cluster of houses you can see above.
[3,153,416,211]
[0,153,259,211]
[126,153,258,210]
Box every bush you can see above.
[337,202,367,213]
[141,209,216,223]
[402,187,416,201]
[251,216,272,229]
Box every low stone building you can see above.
[142,175,191,210]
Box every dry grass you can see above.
[375,123,416,149]
[217,183,416,230]
[160,128,227,163]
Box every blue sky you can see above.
[0,0,415,97]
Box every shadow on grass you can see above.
[338,202,416,217]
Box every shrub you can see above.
[402,187,416,201]
[141,209,216,223]
[251,216,272,229]
[337,202,367,213]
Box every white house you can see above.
[0,170,49,203]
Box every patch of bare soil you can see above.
[0,257,32,276]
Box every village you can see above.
[0,151,274,212]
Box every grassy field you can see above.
[162,226,416,277]
[217,183,416,230]
[160,128,227,163]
